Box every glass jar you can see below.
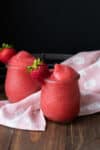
[5,64,40,103]
[41,75,80,123]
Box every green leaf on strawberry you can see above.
[1,43,13,49]
[27,58,43,71]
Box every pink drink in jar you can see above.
[5,51,40,102]
[41,64,80,122]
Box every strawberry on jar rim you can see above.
[0,43,16,64]
[27,58,50,83]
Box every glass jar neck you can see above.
[6,64,27,71]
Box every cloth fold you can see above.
[0,91,46,131]
[0,50,100,131]
[62,50,100,116]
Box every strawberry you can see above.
[27,58,50,83]
[0,43,16,64]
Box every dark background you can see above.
[0,0,100,54]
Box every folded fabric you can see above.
[62,50,100,116]
[0,91,46,131]
[0,50,100,131]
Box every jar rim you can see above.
[6,64,27,70]
[44,74,80,84]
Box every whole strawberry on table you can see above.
[0,43,16,64]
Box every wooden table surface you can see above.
[0,85,100,150]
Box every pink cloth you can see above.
[0,91,46,131]
[0,50,100,131]
[62,50,100,116]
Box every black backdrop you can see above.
[0,0,100,54]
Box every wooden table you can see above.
[0,85,100,150]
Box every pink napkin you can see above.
[62,50,100,116]
[0,50,100,131]
[0,91,46,131]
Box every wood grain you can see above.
[0,126,14,150]
[9,116,100,150]
[0,86,100,150]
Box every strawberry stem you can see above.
[27,58,43,72]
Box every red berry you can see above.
[0,43,16,64]
[27,58,50,83]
